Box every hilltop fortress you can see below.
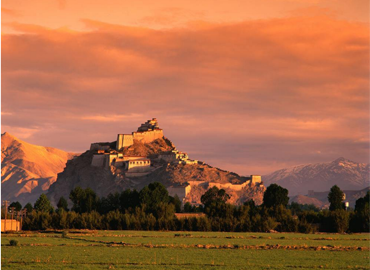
[88,118,263,204]
[116,118,164,150]
[90,118,197,173]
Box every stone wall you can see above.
[127,159,151,172]
[133,129,163,144]
[167,185,192,201]
[116,134,134,150]
[208,181,250,191]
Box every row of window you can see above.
[130,161,150,165]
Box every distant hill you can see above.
[289,195,325,208]
[1,132,76,205]
[290,187,370,209]
[263,158,369,196]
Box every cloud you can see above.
[2,14,369,174]
[81,114,144,122]
[1,8,20,17]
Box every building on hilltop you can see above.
[158,149,198,165]
[137,118,159,131]
[91,153,152,173]
[116,118,164,150]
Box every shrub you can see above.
[9,239,18,246]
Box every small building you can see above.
[126,158,151,172]
[250,175,262,184]
[158,149,197,165]
[1,219,21,232]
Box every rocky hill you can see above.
[47,136,265,206]
[289,195,325,208]
[1,132,76,205]
[47,119,265,206]
[263,157,369,196]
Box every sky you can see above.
[1,0,369,175]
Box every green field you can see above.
[2,231,369,269]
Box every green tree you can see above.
[328,185,345,211]
[201,187,230,207]
[263,184,289,208]
[169,195,182,213]
[120,189,140,211]
[201,187,230,218]
[57,196,69,212]
[9,201,22,211]
[34,194,54,213]
[24,203,33,213]
[69,187,98,213]
[139,182,169,209]
[350,191,370,232]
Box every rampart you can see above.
[116,118,164,150]
[133,129,163,144]
[167,184,192,202]
[116,134,134,150]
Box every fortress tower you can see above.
[116,118,164,150]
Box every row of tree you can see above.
[3,183,369,233]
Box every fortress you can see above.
[116,118,163,150]
[91,118,197,173]
[89,118,263,204]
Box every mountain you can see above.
[1,132,76,205]
[263,157,369,196]
[289,195,325,208]
[290,187,370,209]
[47,119,266,206]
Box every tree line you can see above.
[2,183,369,233]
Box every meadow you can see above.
[2,230,369,269]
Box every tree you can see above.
[201,187,230,207]
[328,185,345,211]
[263,184,289,208]
[139,182,169,208]
[69,187,98,213]
[169,195,182,213]
[201,187,230,218]
[120,189,140,211]
[24,203,33,213]
[57,196,69,212]
[34,194,54,213]
[350,191,370,232]
[9,201,22,212]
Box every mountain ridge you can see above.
[1,132,76,205]
[263,157,369,196]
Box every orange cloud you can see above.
[2,14,369,174]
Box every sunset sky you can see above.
[2,0,369,175]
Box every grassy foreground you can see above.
[2,230,369,269]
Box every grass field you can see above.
[2,230,369,269]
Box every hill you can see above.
[48,119,265,206]
[1,132,76,205]
[263,157,369,196]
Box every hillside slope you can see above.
[48,137,265,206]
[1,132,76,205]
[263,158,369,196]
